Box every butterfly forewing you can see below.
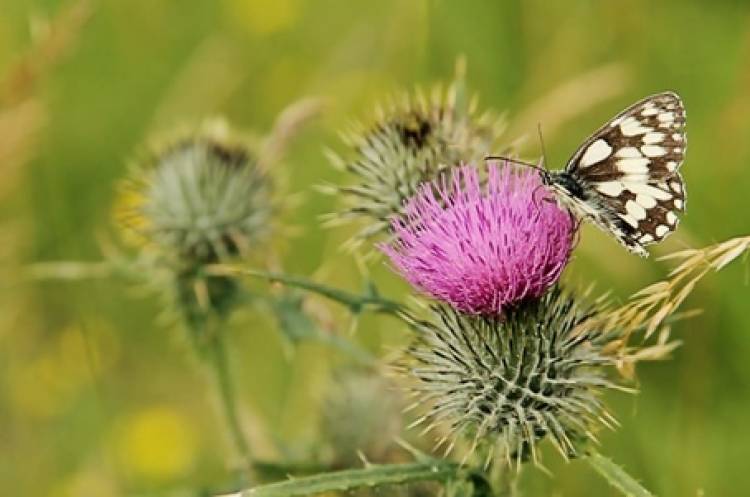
[562,92,686,255]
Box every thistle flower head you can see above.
[115,120,272,267]
[381,163,575,315]
[402,287,620,466]
[326,80,506,245]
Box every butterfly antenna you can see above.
[536,122,551,171]
[484,155,548,176]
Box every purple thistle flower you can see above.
[381,162,575,315]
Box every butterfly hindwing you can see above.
[596,173,685,252]
[556,92,686,256]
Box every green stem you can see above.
[250,460,329,479]
[27,261,114,280]
[207,327,254,479]
[207,265,408,318]
[27,246,154,283]
[27,261,411,321]
[225,460,460,497]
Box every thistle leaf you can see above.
[220,461,460,497]
[587,452,654,497]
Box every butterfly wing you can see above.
[562,92,686,255]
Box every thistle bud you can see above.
[319,370,403,468]
[326,82,506,246]
[115,119,272,268]
[114,120,274,331]
[402,287,621,466]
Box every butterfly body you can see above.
[542,91,687,257]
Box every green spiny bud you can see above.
[115,119,273,268]
[401,287,623,467]
[319,370,403,468]
[326,80,506,247]
[114,119,275,335]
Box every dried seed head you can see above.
[402,287,621,466]
[115,119,273,268]
[326,81,506,246]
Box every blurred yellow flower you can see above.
[112,185,151,249]
[116,406,197,480]
[223,0,299,35]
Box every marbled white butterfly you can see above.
[493,92,686,257]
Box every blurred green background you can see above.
[2,1,750,496]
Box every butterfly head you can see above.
[545,171,584,200]
[537,168,553,186]
[519,160,555,191]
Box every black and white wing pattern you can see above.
[547,92,686,257]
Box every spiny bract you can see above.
[403,287,622,466]
[115,120,273,267]
[326,82,506,246]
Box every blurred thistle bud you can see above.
[319,369,403,469]
[381,163,575,316]
[318,370,438,497]
[114,119,274,332]
[401,287,622,467]
[115,119,273,268]
[324,71,507,246]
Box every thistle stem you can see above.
[205,324,254,480]
[222,460,460,497]
[28,260,412,320]
[27,261,113,280]
[206,265,408,318]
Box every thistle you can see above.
[319,370,404,469]
[381,163,575,316]
[402,287,622,468]
[114,119,274,331]
[115,119,273,267]
[111,120,285,476]
[325,75,506,246]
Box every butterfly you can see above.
[491,92,687,257]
